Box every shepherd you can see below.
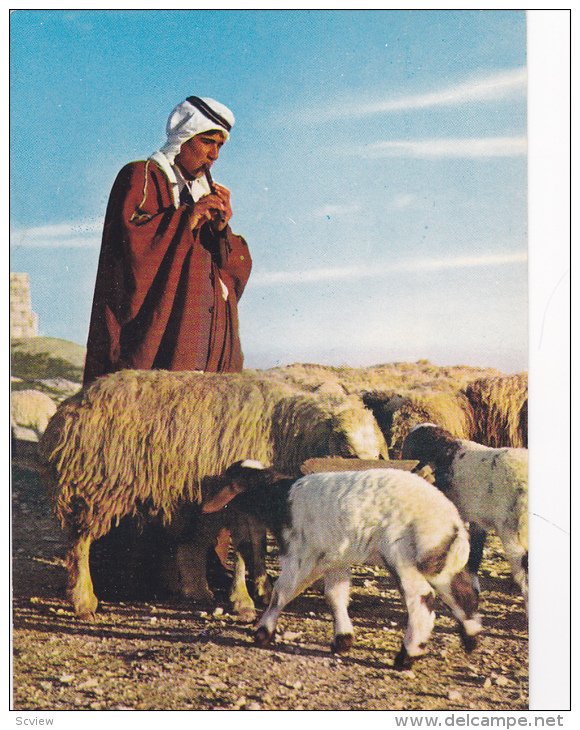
[83,95,251,383]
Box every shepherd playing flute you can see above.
[84,95,251,385]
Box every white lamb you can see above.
[203,460,482,670]
[401,423,528,607]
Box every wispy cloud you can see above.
[313,203,363,219]
[252,251,527,286]
[11,219,102,248]
[391,194,417,210]
[297,68,526,122]
[336,136,527,159]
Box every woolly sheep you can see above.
[39,369,388,619]
[465,374,528,448]
[401,423,528,607]
[203,460,482,669]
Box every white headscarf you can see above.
[159,96,235,164]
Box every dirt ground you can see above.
[12,464,528,711]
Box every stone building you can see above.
[10,272,38,338]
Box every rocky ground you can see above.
[12,464,528,712]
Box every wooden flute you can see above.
[204,166,225,224]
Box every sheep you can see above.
[401,423,528,606]
[11,390,58,472]
[361,391,406,451]
[203,460,483,670]
[11,389,57,442]
[464,373,528,448]
[38,368,389,620]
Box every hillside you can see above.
[10,336,85,401]
[11,336,86,370]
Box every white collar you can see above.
[149,151,212,207]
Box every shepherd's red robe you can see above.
[83,159,252,385]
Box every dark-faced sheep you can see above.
[401,423,528,608]
[39,369,388,619]
[203,460,482,669]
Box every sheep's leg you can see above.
[467,523,487,595]
[214,527,231,569]
[228,514,272,620]
[254,571,273,607]
[392,567,438,670]
[324,567,354,654]
[66,534,98,620]
[231,515,272,604]
[247,517,272,606]
[255,559,319,648]
[228,549,256,622]
[176,541,214,604]
[177,511,232,603]
[498,531,528,611]
[429,569,482,652]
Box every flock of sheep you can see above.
[14,366,528,670]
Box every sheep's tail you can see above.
[423,529,482,648]
[416,526,462,578]
[417,522,470,581]
[420,524,479,612]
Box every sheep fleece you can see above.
[39,369,387,541]
[449,441,528,547]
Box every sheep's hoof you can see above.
[236,606,257,624]
[459,627,478,653]
[71,594,98,621]
[182,586,215,605]
[230,593,255,612]
[254,626,274,647]
[331,634,353,654]
[393,645,415,671]
[76,609,97,622]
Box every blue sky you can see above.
[10,9,529,372]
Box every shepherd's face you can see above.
[174,130,226,180]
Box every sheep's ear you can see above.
[202,482,244,513]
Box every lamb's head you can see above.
[329,399,390,460]
[202,460,275,515]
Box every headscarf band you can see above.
[186,96,232,132]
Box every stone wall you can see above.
[10,273,39,338]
